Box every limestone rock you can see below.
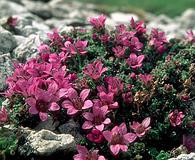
[13,34,43,61]
[0,0,27,17]
[18,128,75,156]
[180,8,195,28]
[110,12,139,24]
[0,54,14,91]
[0,27,17,53]
[169,153,195,160]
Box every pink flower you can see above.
[99,34,110,43]
[122,92,133,104]
[130,117,151,137]
[99,92,119,109]
[74,145,106,160]
[139,74,153,85]
[183,135,195,152]
[47,29,63,48]
[129,72,137,80]
[89,15,106,30]
[84,60,108,80]
[168,110,184,127]
[74,40,88,55]
[62,40,88,55]
[149,28,167,54]
[82,105,111,131]
[38,44,51,55]
[104,76,124,95]
[0,106,8,123]
[26,81,60,121]
[126,53,145,69]
[62,88,93,115]
[103,123,137,156]
[130,18,146,35]
[129,37,143,52]
[186,30,195,43]
[87,129,104,143]
[116,24,127,34]
[62,41,76,55]
[7,16,18,27]
[180,95,190,102]
[112,46,126,58]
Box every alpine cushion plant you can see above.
[82,105,111,131]
[103,123,137,156]
[1,15,195,159]
[126,53,145,69]
[130,117,151,138]
[168,110,184,127]
[62,88,93,115]
[74,145,106,160]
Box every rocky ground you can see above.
[0,0,194,159]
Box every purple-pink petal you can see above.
[110,144,120,155]
[82,121,93,130]
[95,124,104,131]
[67,107,79,115]
[49,102,60,111]
[83,112,94,121]
[103,118,111,125]
[124,133,137,143]
[62,100,74,109]
[80,89,90,101]
[76,145,88,155]
[83,100,93,109]
[28,106,38,115]
[142,117,151,128]
[39,112,48,121]
[103,131,112,142]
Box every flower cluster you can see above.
[2,15,195,159]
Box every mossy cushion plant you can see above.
[0,15,195,159]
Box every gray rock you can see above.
[58,119,83,143]
[21,0,53,19]
[18,128,75,156]
[35,116,59,131]
[0,53,14,91]
[0,28,17,53]
[14,35,26,46]
[13,34,43,61]
[180,9,195,29]
[0,0,27,17]
[45,18,86,29]
[48,0,80,17]
[14,16,49,37]
[169,153,195,160]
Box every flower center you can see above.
[111,134,124,145]
[72,98,83,110]
[36,100,48,112]
[135,125,145,134]
[86,151,98,160]
[94,115,103,125]
[131,58,138,66]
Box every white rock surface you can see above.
[13,34,43,60]
[169,153,195,160]
[110,12,139,24]
[18,128,75,156]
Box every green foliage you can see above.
[0,127,18,158]
[156,150,171,160]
